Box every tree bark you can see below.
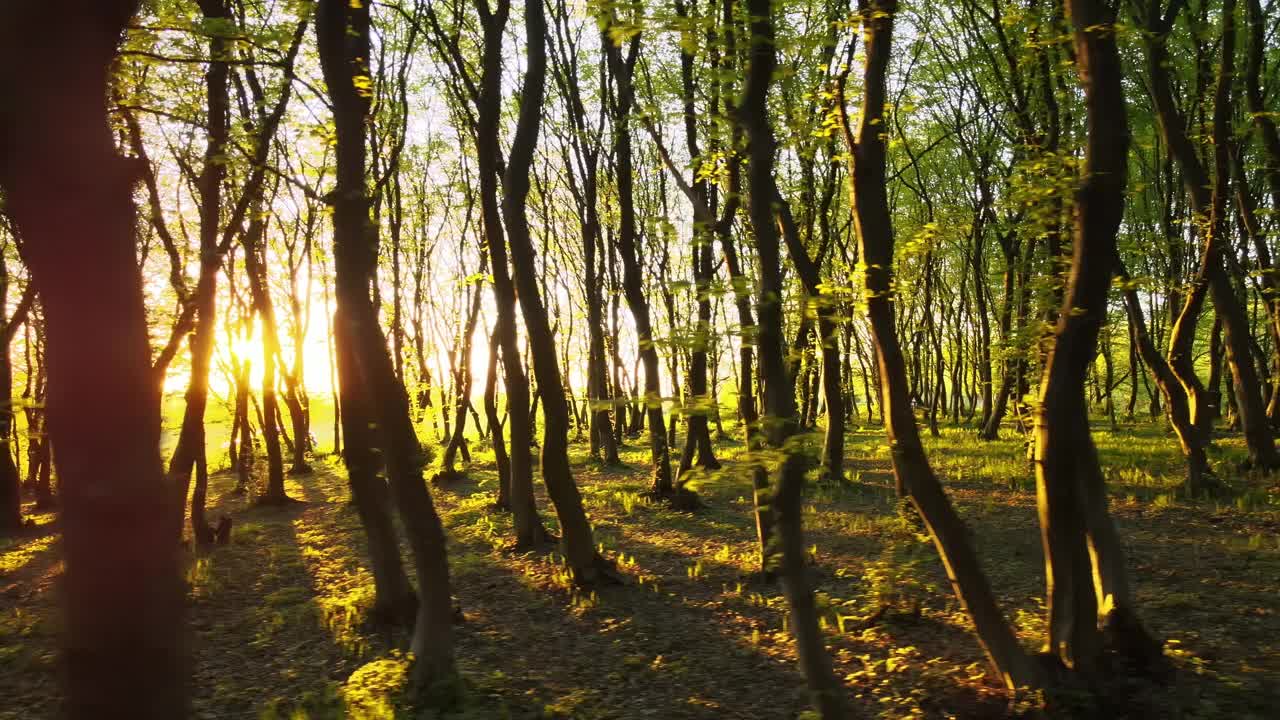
[0,2,188,714]
[1034,0,1132,671]
[838,0,1039,689]
[603,25,677,499]
[317,0,456,691]
[742,0,845,714]
[473,0,546,548]
[504,0,608,581]
[0,272,32,535]
[167,0,231,544]
[1143,0,1279,470]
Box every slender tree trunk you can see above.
[167,0,231,543]
[0,273,30,535]
[968,204,995,430]
[482,325,513,510]
[777,191,845,483]
[244,208,290,504]
[742,0,845,713]
[473,0,545,548]
[603,27,676,499]
[837,0,1039,689]
[438,267,484,476]
[318,0,456,691]
[1144,0,1279,469]
[505,0,608,581]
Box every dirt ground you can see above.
[2,424,1278,718]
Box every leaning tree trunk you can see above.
[1144,0,1279,470]
[838,0,1040,689]
[318,0,456,692]
[1116,257,1220,493]
[0,2,187,715]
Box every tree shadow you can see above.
[0,504,65,720]
[182,470,390,719]
[444,532,813,718]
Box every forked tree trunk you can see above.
[0,2,187,714]
[473,0,546,548]
[1116,257,1219,493]
[1033,0,1154,672]
[1144,0,1279,470]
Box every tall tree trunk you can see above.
[504,0,608,582]
[482,324,513,510]
[167,0,231,544]
[244,207,290,505]
[473,0,545,548]
[603,25,677,499]
[438,266,484,477]
[777,192,845,483]
[837,0,1039,689]
[1034,0,1154,671]
[0,2,188,714]
[1144,0,1279,470]
[317,0,456,691]
[970,181,995,429]
[672,0,721,477]
[1243,0,1280,216]
[0,270,31,535]
[742,0,844,713]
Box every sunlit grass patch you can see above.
[339,652,411,719]
[0,533,56,576]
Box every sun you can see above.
[161,310,339,398]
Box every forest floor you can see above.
[2,421,1279,719]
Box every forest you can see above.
[0,0,1278,717]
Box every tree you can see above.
[501,0,612,583]
[602,14,681,503]
[838,0,1040,689]
[0,1,188,715]
[1033,0,1160,672]
[741,0,845,713]
[0,251,34,536]
[1139,0,1280,474]
[317,0,456,692]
